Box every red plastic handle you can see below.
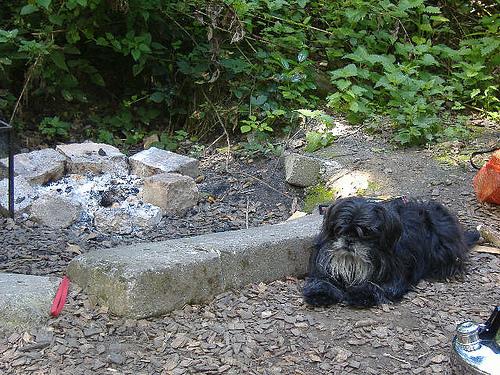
[50,276,70,317]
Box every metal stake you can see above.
[0,120,14,219]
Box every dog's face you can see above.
[317,197,402,285]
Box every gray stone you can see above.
[180,214,321,290]
[67,214,321,318]
[56,142,128,176]
[129,147,199,178]
[142,173,199,214]
[29,195,82,228]
[0,176,35,217]
[326,169,370,199]
[284,153,322,187]
[0,148,66,185]
[0,273,61,331]
[93,205,163,234]
[67,241,224,318]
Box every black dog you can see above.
[303,197,479,307]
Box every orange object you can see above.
[473,150,500,204]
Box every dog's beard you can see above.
[319,238,374,286]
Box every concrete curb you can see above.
[67,214,322,318]
[0,273,61,332]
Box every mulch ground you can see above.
[1,123,499,374]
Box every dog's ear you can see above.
[375,205,402,250]
[317,200,340,245]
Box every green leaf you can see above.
[240,125,252,133]
[150,92,164,103]
[20,4,39,15]
[297,50,308,63]
[95,37,109,46]
[349,101,359,112]
[419,23,433,33]
[421,53,438,66]
[37,0,51,10]
[50,50,68,71]
[91,73,105,86]
[470,88,481,98]
[423,6,441,14]
[280,58,289,70]
[430,15,449,23]
[131,49,141,61]
[331,64,358,80]
[220,58,250,74]
[251,95,268,106]
[333,79,351,91]
[480,38,499,56]
[398,0,424,11]
[48,14,64,25]
[66,29,80,44]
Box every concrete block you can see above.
[0,273,61,331]
[67,214,322,318]
[56,142,128,176]
[30,195,82,228]
[180,214,321,289]
[129,147,199,178]
[67,242,224,318]
[0,148,66,185]
[142,173,198,214]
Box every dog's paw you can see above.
[344,285,387,307]
[303,278,343,306]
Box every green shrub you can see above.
[0,0,497,148]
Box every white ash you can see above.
[34,173,162,232]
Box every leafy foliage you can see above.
[39,116,71,139]
[0,0,498,148]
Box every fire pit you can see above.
[0,142,200,233]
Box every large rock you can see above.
[284,153,322,187]
[56,142,128,176]
[0,176,35,217]
[129,147,199,178]
[285,153,342,188]
[0,273,61,331]
[93,205,163,234]
[30,195,82,228]
[142,173,199,214]
[0,148,66,185]
[67,214,322,318]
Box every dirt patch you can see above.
[314,126,500,231]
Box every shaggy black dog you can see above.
[303,197,479,307]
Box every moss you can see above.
[357,180,382,195]
[304,184,335,213]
